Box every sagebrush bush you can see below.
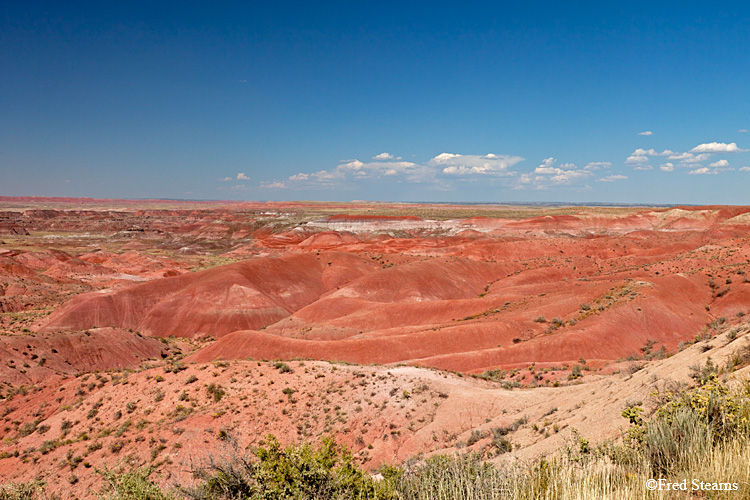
[623,368,750,478]
[97,466,173,500]
[182,435,395,500]
[0,480,45,500]
[393,453,507,500]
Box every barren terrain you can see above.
[1,197,749,497]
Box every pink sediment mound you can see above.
[39,252,380,338]
[0,328,167,385]
[185,217,750,370]
[43,258,111,280]
[298,231,361,248]
[188,273,714,371]
[326,258,502,303]
[30,204,750,372]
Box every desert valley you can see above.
[1,196,749,498]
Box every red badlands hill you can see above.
[3,199,750,498]
[0,328,168,386]
[40,252,381,338]
[36,205,750,372]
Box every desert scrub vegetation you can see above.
[181,435,392,500]
[96,465,174,500]
[206,383,226,402]
[4,373,750,499]
[0,480,48,500]
[273,361,293,374]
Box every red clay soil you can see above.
[35,205,750,373]
[39,252,382,338]
[3,329,750,499]
[4,199,750,498]
[0,328,168,386]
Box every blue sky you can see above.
[2,2,750,204]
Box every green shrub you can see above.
[206,383,226,402]
[476,369,506,382]
[624,375,750,476]
[466,430,484,447]
[568,364,583,380]
[97,465,173,500]
[16,419,40,438]
[0,480,46,500]
[109,440,124,454]
[642,406,711,475]
[183,435,394,500]
[273,361,293,374]
[392,453,506,500]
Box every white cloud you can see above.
[430,153,523,176]
[739,167,750,172]
[626,155,649,164]
[533,157,558,174]
[667,152,710,163]
[237,172,250,180]
[625,149,674,164]
[740,129,749,133]
[219,176,232,182]
[688,167,717,175]
[638,148,675,156]
[264,152,461,190]
[263,151,528,191]
[638,131,653,136]
[333,158,433,182]
[432,153,460,162]
[339,160,365,171]
[627,141,747,173]
[625,146,731,168]
[597,174,628,182]
[261,181,287,188]
[584,161,611,171]
[690,142,745,153]
[525,158,593,188]
[280,169,347,188]
[550,171,589,184]
[230,184,248,190]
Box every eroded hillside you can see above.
[1,198,750,497]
